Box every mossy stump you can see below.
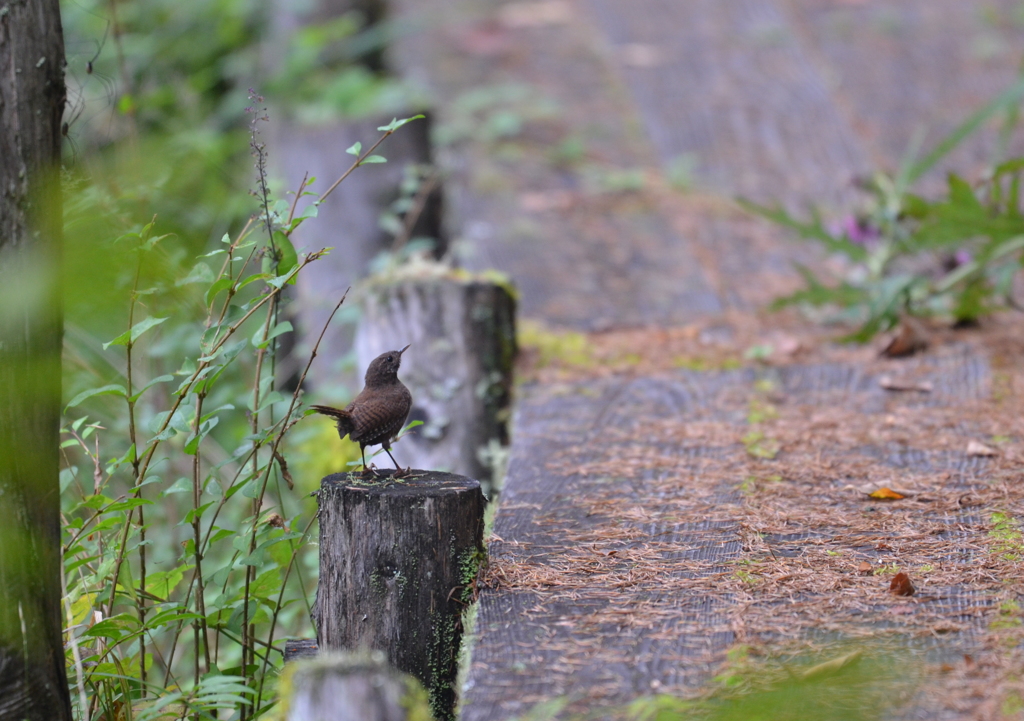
[280,651,432,721]
[313,470,485,721]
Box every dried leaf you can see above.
[857,561,873,575]
[520,191,574,213]
[774,335,803,357]
[800,650,863,679]
[881,318,928,358]
[619,43,664,68]
[498,0,572,28]
[958,494,982,508]
[274,449,295,490]
[868,487,906,500]
[966,440,998,457]
[878,376,933,393]
[889,572,915,596]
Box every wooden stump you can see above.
[284,639,319,663]
[313,470,485,721]
[355,275,516,496]
[281,651,431,721]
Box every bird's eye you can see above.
[387,355,394,362]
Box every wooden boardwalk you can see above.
[390,1,1024,718]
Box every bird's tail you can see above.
[311,405,355,437]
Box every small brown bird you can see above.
[312,345,412,474]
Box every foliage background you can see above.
[57,0,416,717]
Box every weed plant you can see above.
[59,93,422,719]
[742,75,1024,341]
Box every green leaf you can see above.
[952,278,989,322]
[118,560,138,603]
[252,321,293,350]
[129,374,174,403]
[103,317,169,350]
[184,417,220,455]
[104,497,153,514]
[205,277,234,307]
[237,272,271,292]
[84,613,140,640]
[737,199,869,262]
[59,467,78,493]
[201,403,236,423]
[227,601,258,634]
[209,527,236,545]
[145,565,191,599]
[183,501,216,525]
[146,609,203,628]
[345,141,362,156]
[273,230,298,279]
[161,476,193,496]
[177,261,215,286]
[65,384,127,410]
[104,442,137,475]
[947,173,982,213]
[359,155,387,164]
[905,75,1024,186]
[377,115,425,132]
[769,263,866,311]
[250,568,282,601]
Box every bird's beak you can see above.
[399,344,411,355]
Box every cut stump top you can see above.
[320,470,481,498]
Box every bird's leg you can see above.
[359,445,379,477]
[383,446,411,478]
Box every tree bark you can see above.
[282,652,432,721]
[0,1,72,719]
[284,638,320,662]
[313,470,485,721]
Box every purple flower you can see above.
[954,249,972,266]
[840,215,880,246]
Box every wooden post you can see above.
[281,651,432,721]
[284,638,319,662]
[355,276,516,496]
[313,470,485,721]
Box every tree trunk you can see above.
[313,470,485,721]
[0,1,72,720]
[282,652,432,721]
[355,277,516,496]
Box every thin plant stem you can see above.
[125,255,148,697]
[391,168,438,256]
[241,153,281,716]
[242,298,277,715]
[190,392,212,675]
[104,250,324,619]
[286,173,309,227]
[319,130,395,206]
[106,0,138,145]
[62,562,90,721]
[256,513,317,703]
